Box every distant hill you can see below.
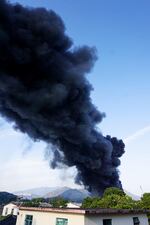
[15,187,57,199]
[59,189,90,202]
[0,192,17,205]
[15,187,90,202]
[14,186,140,202]
[44,187,70,198]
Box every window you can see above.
[24,215,33,225]
[5,208,8,215]
[133,217,140,225]
[103,219,112,225]
[56,218,68,225]
[11,208,14,215]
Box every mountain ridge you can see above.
[14,186,140,202]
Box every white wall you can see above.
[67,203,80,208]
[85,214,149,225]
[2,203,19,216]
[16,210,85,225]
[16,209,149,225]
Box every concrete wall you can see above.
[2,203,19,216]
[16,210,85,225]
[67,203,80,208]
[85,214,149,225]
[16,209,149,225]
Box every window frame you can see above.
[11,208,14,215]
[24,214,33,225]
[5,208,8,215]
[56,217,68,225]
[103,218,112,225]
[133,217,140,225]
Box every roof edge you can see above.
[19,207,86,214]
[19,207,150,215]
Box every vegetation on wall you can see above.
[22,197,68,208]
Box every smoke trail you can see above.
[124,125,150,144]
[0,0,125,194]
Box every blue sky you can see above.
[0,0,150,195]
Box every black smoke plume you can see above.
[0,0,125,194]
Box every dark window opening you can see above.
[24,215,33,225]
[103,219,112,225]
[11,208,14,214]
[133,217,140,225]
[5,208,8,215]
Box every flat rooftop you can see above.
[19,207,150,215]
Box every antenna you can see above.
[140,185,144,196]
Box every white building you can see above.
[16,207,149,225]
[67,202,81,208]
[2,203,19,216]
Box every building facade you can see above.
[16,207,149,225]
[66,203,80,208]
[2,203,19,216]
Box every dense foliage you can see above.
[22,197,68,208]
[141,193,150,209]
[82,187,142,209]
[49,197,68,208]
[22,198,45,207]
[2,188,150,214]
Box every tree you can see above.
[82,187,138,209]
[32,198,45,204]
[103,187,125,197]
[114,195,138,209]
[49,197,68,208]
[141,193,150,209]
[82,197,100,208]
[22,201,40,207]
[22,198,45,207]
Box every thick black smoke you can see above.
[0,0,125,194]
